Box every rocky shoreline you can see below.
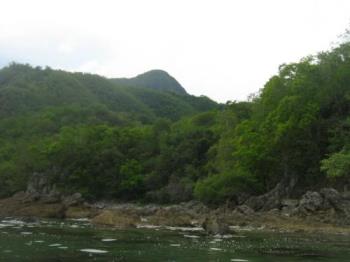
[0,187,350,236]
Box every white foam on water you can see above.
[3,220,25,225]
[34,240,44,243]
[210,247,223,251]
[213,238,223,242]
[0,223,11,227]
[49,244,62,247]
[165,226,204,232]
[70,218,90,222]
[183,234,200,239]
[58,246,68,249]
[231,259,249,262]
[170,244,181,247]
[101,239,116,242]
[21,232,32,235]
[80,249,108,254]
[136,224,161,229]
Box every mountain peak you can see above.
[111,70,187,95]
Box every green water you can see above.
[0,218,349,261]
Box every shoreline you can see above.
[1,193,350,236]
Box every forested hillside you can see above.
[0,64,218,197]
[111,70,188,95]
[1,40,350,204]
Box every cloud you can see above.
[58,42,75,55]
[1,0,350,102]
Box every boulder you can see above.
[62,193,83,207]
[91,210,139,228]
[182,201,209,215]
[15,204,66,218]
[40,189,62,204]
[319,188,350,218]
[26,172,53,195]
[281,199,299,215]
[298,191,323,213]
[65,207,95,219]
[281,199,299,208]
[12,191,41,203]
[12,191,39,203]
[202,216,229,235]
[320,188,342,209]
[147,207,194,227]
[343,191,350,200]
[235,205,255,216]
[244,195,267,211]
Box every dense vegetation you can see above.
[1,39,350,204]
[111,69,188,95]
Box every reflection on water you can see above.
[0,218,349,261]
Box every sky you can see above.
[1,0,349,103]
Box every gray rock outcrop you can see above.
[298,191,323,213]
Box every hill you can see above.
[0,64,218,123]
[111,69,187,95]
[0,63,221,198]
[2,40,350,208]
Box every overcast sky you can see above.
[1,0,349,102]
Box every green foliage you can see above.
[196,41,350,203]
[2,40,350,204]
[0,63,219,200]
[111,69,187,95]
[321,150,350,178]
[194,170,257,205]
[0,63,218,122]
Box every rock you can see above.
[22,192,41,203]
[235,205,255,216]
[16,204,66,218]
[281,199,299,215]
[65,207,95,219]
[91,210,139,228]
[244,193,280,211]
[236,192,251,205]
[202,216,229,235]
[298,191,323,213]
[148,207,194,227]
[62,193,83,207]
[12,191,27,200]
[268,208,280,215]
[320,188,342,209]
[182,201,209,215]
[244,175,298,211]
[343,191,350,200]
[12,191,40,203]
[23,172,64,204]
[40,189,62,204]
[281,199,299,208]
[313,188,350,219]
[21,216,40,223]
[87,202,106,209]
[26,172,53,195]
[244,195,267,211]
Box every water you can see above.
[0,218,349,261]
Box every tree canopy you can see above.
[1,40,350,203]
